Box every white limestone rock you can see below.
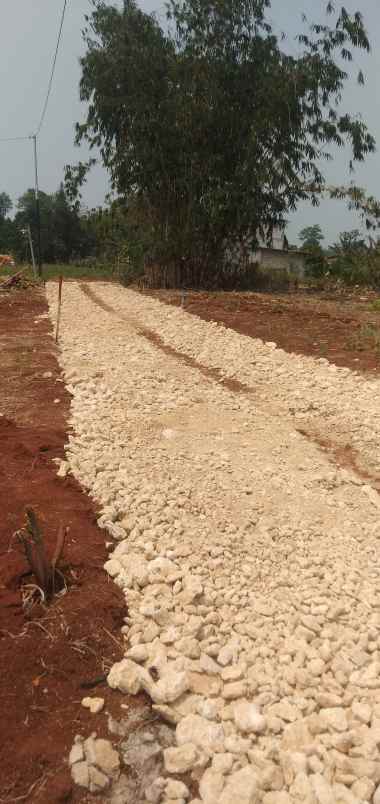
[81,696,105,714]
[219,767,260,804]
[147,668,190,704]
[320,708,348,733]
[199,769,225,803]
[351,700,372,724]
[104,558,122,578]
[222,681,247,700]
[126,644,149,663]
[262,794,293,804]
[57,460,70,478]
[69,737,84,766]
[217,646,235,667]
[166,779,190,800]
[164,744,200,774]
[88,765,110,792]
[71,761,90,789]
[83,735,120,779]
[211,753,234,774]
[268,701,299,723]
[107,659,142,694]
[309,773,335,804]
[176,714,225,754]
[233,700,267,734]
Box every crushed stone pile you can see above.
[47,282,380,804]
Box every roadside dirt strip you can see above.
[47,281,380,804]
[0,289,139,804]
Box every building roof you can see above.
[255,246,308,256]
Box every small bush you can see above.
[117,242,145,286]
[346,322,380,353]
[304,247,328,279]
[328,250,380,288]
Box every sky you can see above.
[0,0,379,246]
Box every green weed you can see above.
[346,322,380,353]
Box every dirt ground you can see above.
[0,289,141,804]
[144,287,380,375]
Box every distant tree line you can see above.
[0,186,135,269]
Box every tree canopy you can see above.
[299,225,325,250]
[0,185,96,263]
[69,0,375,284]
[332,229,367,254]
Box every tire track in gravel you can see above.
[80,283,380,497]
[80,283,254,396]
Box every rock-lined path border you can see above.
[48,282,380,804]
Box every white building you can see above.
[252,227,306,278]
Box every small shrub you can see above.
[117,242,146,286]
[346,322,380,353]
[16,508,66,601]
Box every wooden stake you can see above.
[55,276,63,343]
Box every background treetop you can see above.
[69,0,375,283]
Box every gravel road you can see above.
[48,282,380,804]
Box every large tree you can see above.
[72,0,375,284]
[299,225,325,250]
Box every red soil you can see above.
[0,290,128,803]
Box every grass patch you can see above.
[346,322,380,353]
[1,263,115,282]
[41,263,114,281]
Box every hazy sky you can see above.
[0,0,379,246]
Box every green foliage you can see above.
[0,192,12,220]
[0,262,114,281]
[328,185,380,232]
[329,251,380,287]
[0,180,145,276]
[346,321,380,353]
[298,226,327,277]
[14,185,94,263]
[0,191,17,257]
[69,0,375,285]
[304,247,328,279]
[325,230,380,287]
[299,225,324,249]
[331,229,366,253]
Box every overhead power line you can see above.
[0,0,68,143]
[0,135,30,143]
[36,0,68,136]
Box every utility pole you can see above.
[30,134,42,278]
[22,225,37,276]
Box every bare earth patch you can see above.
[0,290,147,803]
